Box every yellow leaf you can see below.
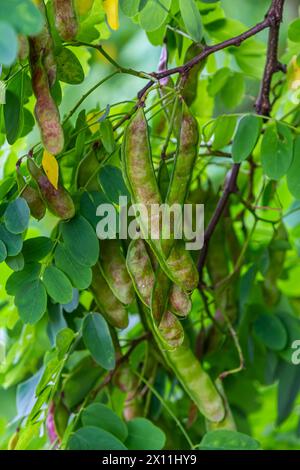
[86,111,100,133]
[103,0,119,31]
[287,56,300,91]
[42,151,59,189]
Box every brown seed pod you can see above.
[53,0,78,41]
[91,263,129,329]
[27,159,75,220]
[30,0,57,87]
[17,170,46,221]
[29,51,64,155]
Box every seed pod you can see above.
[29,52,64,155]
[17,170,46,221]
[166,102,199,208]
[122,109,198,292]
[91,263,129,329]
[157,310,184,350]
[166,242,199,292]
[164,341,225,422]
[127,239,192,318]
[182,43,206,106]
[206,379,236,431]
[30,0,57,86]
[27,159,75,220]
[18,35,29,61]
[99,239,134,305]
[169,284,192,318]
[53,0,78,41]
[126,238,155,306]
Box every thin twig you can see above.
[197,0,286,282]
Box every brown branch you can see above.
[197,0,286,283]
[138,1,284,99]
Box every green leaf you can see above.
[277,359,300,425]
[0,0,43,35]
[15,279,47,324]
[80,191,111,230]
[4,90,23,145]
[253,314,288,351]
[60,215,99,267]
[82,404,128,442]
[212,115,237,150]
[99,120,116,154]
[4,197,30,234]
[0,224,23,256]
[68,426,127,450]
[139,0,171,33]
[43,265,73,304]
[56,48,85,85]
[82,313,116,370]
[0,21,18,67]
[6,253,25,272]
[0,177,16,201]
[0,240,7,263]
[179,0,203,42]
[221,72,245,109]
[207,67,231,96]
[287,136,300,199]
[6,263,41,295]
[22,237,54,262]
[125,418,166,450]
[288,18,300,43]
[98,165,130,205]
[198,430,261,450]
[278,313,300,363]
[232,115,262,163]
[261,123,294,180]
[54,243,92,290]
[120,0,140,17]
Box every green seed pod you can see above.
[127,239,192,319]
[169,284,192,318]
[17,170,46,221]
[122,108,198,292]
[29,53,64,155]
[182,43,206,107]
[53,0,78,41]
[166,242,199,292]
[30,0,57,86]
[126,238,155,307]
[152,104,199,321]
[91,263,129,329]
[158,310,184,350]
[166,102,199,208]
[206,379,236,431]
[164,341,225,422]
[99,239,134,305]
[27,159,75,220]
[151,268,172,324]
